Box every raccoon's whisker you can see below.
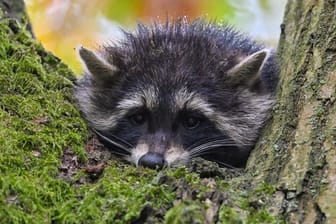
[108,150,130,157]
[189,139,237,152]
[190,145,237,157]
[105,132,134,148]
[190,146,237,157]
[92,129,132,154]
[92,128,134,148]
[189,141,239,157]
[189,139,251,156]
[212,160,237,169]
[186,137,236,151]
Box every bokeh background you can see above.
[24,0,286,73]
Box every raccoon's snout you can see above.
[138,152,167,170]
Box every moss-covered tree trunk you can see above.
[1,0,336,223]
[248,0,336,223]
[0,0,26,18]
[0,0,33,35]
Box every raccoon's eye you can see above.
[183,116,201,129]
[129,112,146,125]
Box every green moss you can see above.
[0,17,85,222]
[217,181,282,224]
[165,201,206,224]
[47,164,176,223]
[253,182,276,195]
[218,206,244,224]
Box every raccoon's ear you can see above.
[78,46,118,84]
[227,49,269,91]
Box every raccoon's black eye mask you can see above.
[125,106,205,130]
[178,110,204,130]
[127,108,148,126]
[182,116,201,129]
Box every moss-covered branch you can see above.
[0,2,283,223]
[0,0,33,36]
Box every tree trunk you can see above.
[0,0,26,17]
[0,0,34,36]
[248,0,336,223]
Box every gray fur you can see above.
[74,19,279,169]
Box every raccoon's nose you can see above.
[138,152,167,170]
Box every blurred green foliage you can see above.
[204,0,235,21]
[25,0,285,73]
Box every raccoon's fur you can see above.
[74,19,278,169]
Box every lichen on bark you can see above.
[248,0,336,223]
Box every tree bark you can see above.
[248,0,336,223]
[0,0,34,35]
[0,0,26,16]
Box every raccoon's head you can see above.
[74,21,277,169]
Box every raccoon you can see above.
[74,19,278,169]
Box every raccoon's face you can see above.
[74,22,276,169]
